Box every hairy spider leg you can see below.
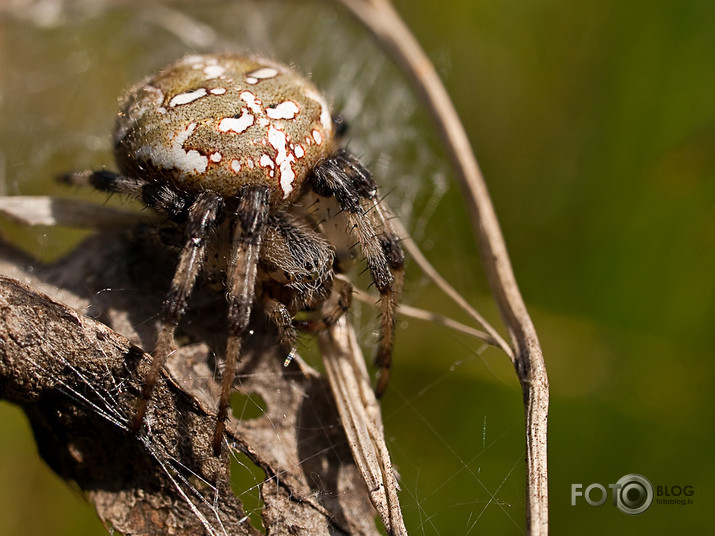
[260,295,297,347]
[358,196,405,396]
[59,171,227,432]
[58,170,193,221]
[134,191,223,432]
[59,169,143,196]
[310,150,405,396]
[293,278,353,333]
[324,153,405,391]
[212,186,270,455]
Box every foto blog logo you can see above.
[571,474,654,515]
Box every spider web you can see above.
[0,1,526,535]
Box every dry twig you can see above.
[0,228,388,535]
[333,0,550,533]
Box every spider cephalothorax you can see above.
[65,54,404,454]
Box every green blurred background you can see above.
[0,0,713,534]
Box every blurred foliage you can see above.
[393,0,715,533]
[0,0,713,534]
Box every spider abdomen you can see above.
[114,54,335,205]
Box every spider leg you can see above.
[260,295,297,347]
[132,191,223,432]
[359,197,404,396]
[310,150,405,396]
[293,278,353,333]
[212,186,270,455]
[60,170,192,221]
[59,169,144,196]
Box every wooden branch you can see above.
[0,230,386,535]
[333,1,550,533]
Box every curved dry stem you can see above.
[334,1,550,534]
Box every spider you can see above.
[62,54,404,454]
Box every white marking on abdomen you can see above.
[245,67,279,85]
[218,110,254,134]
[267,126,296,198]
[240,91,262,114]
[266,100,300,120]
[139,122,208,174]
[304,87,333,137]
[169,88,207,107]
[203,64,225,78]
